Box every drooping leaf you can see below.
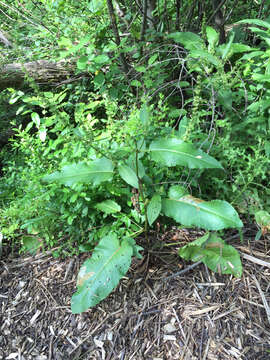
[96,200,121,214]
[118,164,139,188]
[168,32,204,50]
[179,233,242,277]
[163,186,243,230]
[147,194,162,226]
[71,234,135,313]
[42,158,114,187]
[149,138,223,169]
[237,19,270,30]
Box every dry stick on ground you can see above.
[253,275,270,325]
[162,261,202,281]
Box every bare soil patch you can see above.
[1,228,270,360]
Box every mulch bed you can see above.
[1,228,270,360]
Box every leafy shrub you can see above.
[40,102,243,313]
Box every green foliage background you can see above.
[0,2,269,257]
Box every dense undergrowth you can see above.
[0,0,270,312]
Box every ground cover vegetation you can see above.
[0,0,270,313]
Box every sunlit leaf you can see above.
[96,200,121,214]
[42,158,114,186]
[163,186,243,230]
[118,164,139,188]
[71,234,141,313]
[149,138,223,169]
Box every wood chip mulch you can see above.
[1,228,270,360]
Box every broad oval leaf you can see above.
[179,233,242,277]
[96,200,121,214]
[163,187,243,230]
[118,164,139,188]
[149,138,223,169]
[42,158,114,187]
[71,234,133,313]
[147,194,162,226]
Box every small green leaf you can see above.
[148,54,158,65]
[96,200,121,214]
[168,185,188,199]
[149,138,223,169]
[94,55,110,64]
[220,32,235,60]
[147,194,162,226]
[131,80,142,87]
[88,0,104,13]
[31,112,40,128]
[252,74,270,82]
[21,236,42,255]
[71,233,133,313]
[189,49,219,66]
[94,72,105,86]
[140,105,150,126]
[218,89,232,110]
[265,141,270,157]
[168,32,204,50]
[118,164,139,188]
[206,26,219,49]
[39,129,47,142]
[77,55,88,70]
[178,116,188,138]
[255,210,270,233]
[42,158,114,187]
[179,233,242,277]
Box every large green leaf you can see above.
[71,234,135,313]
[42,158,114,186]
[179,233,242,277]
[149,138,223,169]
[118,164,139,188]
[163,186,243,230]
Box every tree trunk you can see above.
[0,59,84,90]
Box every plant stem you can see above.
[135,145,149,243]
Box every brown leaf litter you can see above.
[0,228,270,360]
